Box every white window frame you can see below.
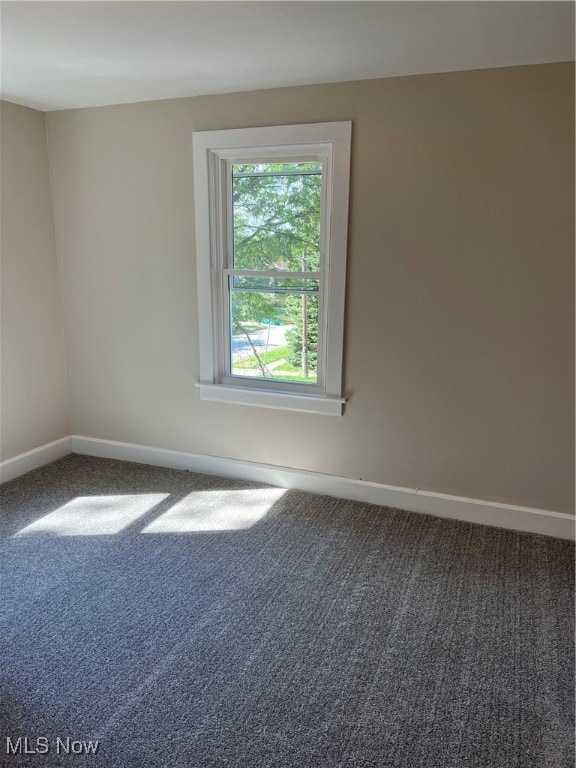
[193,122,351,416]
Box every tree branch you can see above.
[232,319,268,376]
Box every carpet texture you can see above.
[0,454,573,768]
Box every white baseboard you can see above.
[71,435,575,540]
[0,436,73,484]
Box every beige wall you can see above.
[45,63,575,514]
[1,101,69,460]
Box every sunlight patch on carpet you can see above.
[141,488,286,532]
[13,494,169,536]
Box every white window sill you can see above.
[196,383,345,415]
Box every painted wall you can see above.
[0,101,69,460]
[45,63,575,514]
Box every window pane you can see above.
[230,290,319,385]
[232,162,322,272]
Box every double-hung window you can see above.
[193,122,351,415]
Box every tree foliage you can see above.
[232,162,321,271]
[285,295,319,372]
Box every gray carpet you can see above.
[0,454,573,768]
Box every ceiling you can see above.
[1,1,574,112]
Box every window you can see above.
[193,122,351,415]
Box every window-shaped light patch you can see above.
[13,494,169,537]
[141,488,286,533]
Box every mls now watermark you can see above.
[5,736,100,756]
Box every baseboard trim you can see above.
[71,435,575,540]
[0,437,73,484]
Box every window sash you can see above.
[226,159,328,270]
[222,277,326,390]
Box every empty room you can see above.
[0,2,574,767]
